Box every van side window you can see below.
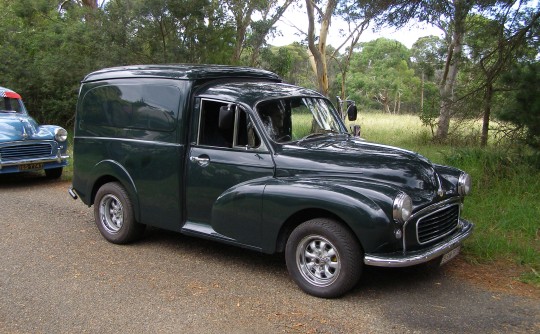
[198,100,261,149]
[82,84,180,132]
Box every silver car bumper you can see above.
[364,219,473,268]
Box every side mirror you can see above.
[219,105,235,130]
[347,103,358,121]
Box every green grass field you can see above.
[351,113,540,286]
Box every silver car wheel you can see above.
[99,194,124,233]
[296,235,341,287]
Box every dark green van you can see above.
[70,64,473,298]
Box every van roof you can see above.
[196,82,323,106]
[82,64,282,83]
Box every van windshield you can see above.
[256,97,346,143]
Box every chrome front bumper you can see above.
[0,154,69,169]
[364,219,473,268]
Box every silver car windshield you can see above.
[256,97,345,143]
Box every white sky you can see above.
[268,9,444,49]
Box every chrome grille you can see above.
[0,143,53,161]
[416,204,460,244]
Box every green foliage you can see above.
[419,81,440,135]
[498,63,540,152]
[0,0,239,127]
[410,35,446,80]
[0,1,105,125]
[260,46,293,78]
[348,38,421,114]
[260,43,317,89]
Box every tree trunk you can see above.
[436,0,470,141]
[231,2,256,64]
[305,0,337,96]
[481,82,493,147]
[420,71,424,113]
[82,0,98,9]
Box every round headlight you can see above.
[54,128,68,142]
[393,192,413,223]
[458,172,471,196]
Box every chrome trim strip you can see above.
[364,219,473,267]
[0,155,69,167]
[74,136,182,147]
[0,140,56,146]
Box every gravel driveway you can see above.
[1,174,539,333]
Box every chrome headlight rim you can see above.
[458,172,471,196]
[393,192,413,224]
[54,128,68,142]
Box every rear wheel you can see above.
[285,218,363,298]
[94,182,145,244]
[44,167,63,179]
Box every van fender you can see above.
[91,159,141,222]
[259,178,398,254]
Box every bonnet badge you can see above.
[19,118,28,140]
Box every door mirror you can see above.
[347,103,358,121]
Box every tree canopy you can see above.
[0,0,538,152]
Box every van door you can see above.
[185,99,274,248]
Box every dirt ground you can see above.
[446,257,540,299]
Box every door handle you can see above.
[190,155,210,167]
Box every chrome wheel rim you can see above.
[99,194,123,233]
[296,235,341,287]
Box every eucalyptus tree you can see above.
[224,0,294,65]
[303,0,397,97]
[410,35,446,131]
[465,7,540,146]
[248,0,295,66]
[380,0,539,141]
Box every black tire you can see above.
[285,218,363,298]
[93,182,145,244]
[44,167,63,179]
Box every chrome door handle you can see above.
[190,155,210,167]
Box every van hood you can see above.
[273,137,444,204]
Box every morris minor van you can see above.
[70,65,473,298]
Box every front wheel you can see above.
[93,182,145,244]
[285,218,363,298]
[44,167,63,179]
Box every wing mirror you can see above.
[336,96,358,121]
[347,103,358,121]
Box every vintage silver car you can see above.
[0,86,68,178]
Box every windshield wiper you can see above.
[299,130,344,143]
